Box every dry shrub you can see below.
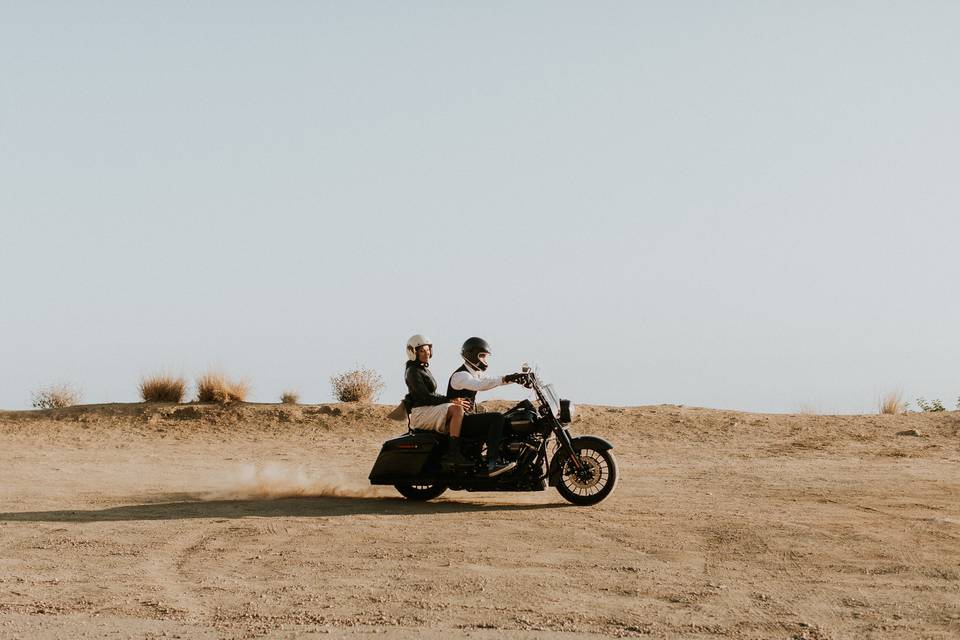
[195,372,249,403]
[280,390,300,405]
[139,373,186,403]
[879,391,905,415]
[31,383,82,409]
[331,367,384,403]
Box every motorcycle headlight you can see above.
[560,399,576,423]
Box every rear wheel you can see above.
[555,446,618,506]
[394,482,447,501]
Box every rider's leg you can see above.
[486,414,505,462]
[446,404,463,437]
[460,413,503,461]
[461,413,514,475]
[444,404,470,467]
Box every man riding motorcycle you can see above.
[403,334,513,476]
[447,337,527,478]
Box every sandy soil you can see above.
[0,402,958,639]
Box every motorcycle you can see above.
[368,370,618,506]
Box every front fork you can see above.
[553,425,585,472]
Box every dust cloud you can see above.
[204,463,385,500]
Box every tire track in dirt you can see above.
[140,524,220,622]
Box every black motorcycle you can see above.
[368,370,618,506]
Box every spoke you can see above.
[561,448,609,495]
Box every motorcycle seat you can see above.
[409,428,447,438]
[408,429,482,446]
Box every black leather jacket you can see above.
[404,360,449,409]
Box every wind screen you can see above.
[540,382,561,418]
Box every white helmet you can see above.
[406,334,432,361]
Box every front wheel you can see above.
[555,446,618,506]
[394,482,447,501]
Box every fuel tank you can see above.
[505,409,540,435]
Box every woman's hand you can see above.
[451,397,472,410]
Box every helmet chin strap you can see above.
[465,358,488,372]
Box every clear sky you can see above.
[2,2,958,413]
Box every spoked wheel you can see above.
[555,446,618,506]
[394,482,448,501]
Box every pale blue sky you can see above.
[2,2,958,412]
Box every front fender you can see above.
[547,435,615,486]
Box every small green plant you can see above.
[280,390,300,405]
[31,383,82,409]
[330,367,384,402]
[915,397,945,413]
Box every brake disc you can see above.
[567,455,602,489]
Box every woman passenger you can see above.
[404,334,471,468]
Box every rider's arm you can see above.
[450,370,504,393]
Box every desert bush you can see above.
[915,397,945,413]
[31,383,82,409]
[195,372,249,403]
[139,373,186,403]
[878,391,906,415]
[280,390,300,405]
[330,367,384,403]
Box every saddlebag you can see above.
[368,431,443,484]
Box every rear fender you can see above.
[547,435,614,487]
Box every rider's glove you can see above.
[503,373,526,384]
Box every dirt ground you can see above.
[0,402,958,639]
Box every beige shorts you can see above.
[410,403,451,432]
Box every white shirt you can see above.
[449,361,504,393]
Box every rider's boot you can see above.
[481,457,516,477]
[442,437,472,471]
[479,418,515,477]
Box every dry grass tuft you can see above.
[280,390,300,405]
[331,367,384,403]
[139,373,186,403]
[31,383,82,409]
[879,391,906,415]
[195,372,250,404]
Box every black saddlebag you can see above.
[368,431,443,484]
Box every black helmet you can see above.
[461,337,492,371]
